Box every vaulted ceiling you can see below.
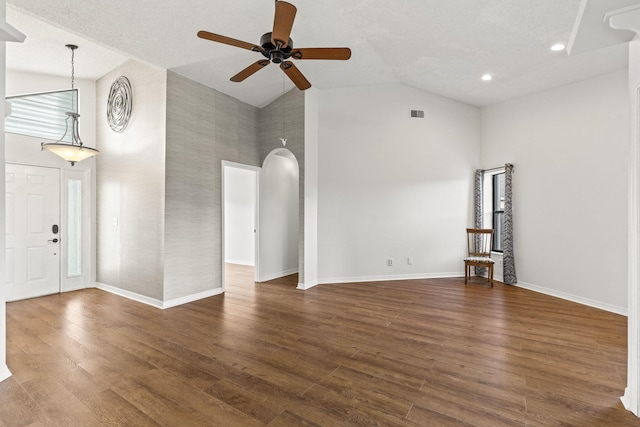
[5,0,634,108]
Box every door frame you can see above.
[221,161,261,291]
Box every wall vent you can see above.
[410,109,425,118]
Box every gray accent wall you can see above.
[164,72,260,300]
[96,61,167,300]
[258,89,306,283]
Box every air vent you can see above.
[410,109,425,118]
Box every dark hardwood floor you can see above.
[0,265,637,426]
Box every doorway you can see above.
[258,149,299,283]
[222,162,259,291]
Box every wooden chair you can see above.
[464,228,495,287]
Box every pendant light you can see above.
[41,44,99,166]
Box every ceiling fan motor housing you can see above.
[259,32,293,63]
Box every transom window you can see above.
[5,89,76,142]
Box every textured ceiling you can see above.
[5,0,632,108]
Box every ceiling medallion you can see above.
[107,76,133,133]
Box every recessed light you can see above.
[551,43,566,52]
[481,74,493,81]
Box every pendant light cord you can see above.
[67,44,77,114]
[71,47,75,112]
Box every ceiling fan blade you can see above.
[231,60,270,82]
[197,30,264,53]
[271,1,297,48]
[290,48,352,60]
[280,61,311,90]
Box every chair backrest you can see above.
[467,228,493,257]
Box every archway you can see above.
[257,148,299,283]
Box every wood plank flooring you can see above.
[1,265,637,426]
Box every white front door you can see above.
[6,164,61,301]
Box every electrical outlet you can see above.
[407,257,413,265]
[388,258,394,266]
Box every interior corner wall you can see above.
[96,60,167,300]
[317,84,481,283]
[164,71,260,301]
[481,69,629,314]
[259,89,306,282]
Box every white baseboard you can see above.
[297,280,319,290]
[0,364,12,383]
[318,272,462,285]
[225,260,254,267]
[314,274,626,316]
[621,387,638,415]
[163,288,223,309]
[95,282,164,308]
[94,283,223,309]
[63,285,89,293]
[258,268,298,283]
[513,280,628,316]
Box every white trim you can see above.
[514,280,627,316]
[622,388,634,413]
[0,365,11,382]
[0,21,25,43]
[297,280,319,290]
[625,41,640,416]
[319,272,462,285]
[221,161,261,290]
[162,288,223,309]
[95,282,163,308]
[259,268,299,283]
[224,259,254,267]
[94,282,223,309]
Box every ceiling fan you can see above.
[197,0,351,90]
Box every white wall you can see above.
[224,165,256,266]
[317,84,481,282]
[481,69,629,314]
[259,150,299,281]
[302,87,319,289]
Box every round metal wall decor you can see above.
[107,76,133,133]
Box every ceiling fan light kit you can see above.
[197,0,351,90]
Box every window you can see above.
[492,173,505,252]
[67,179,82,277]
[5,89,76,142]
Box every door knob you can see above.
[48,238,59,243]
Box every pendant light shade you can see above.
[41,44,99,166]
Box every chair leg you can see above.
[489,264,494,287]
[464,263,468,284]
